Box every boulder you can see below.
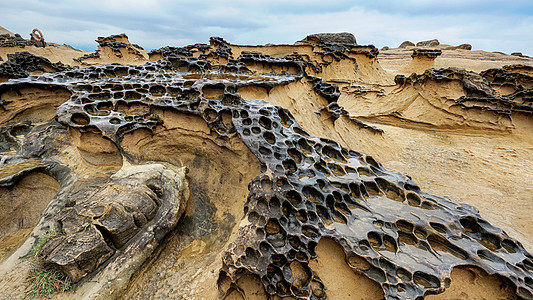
[297,32,357,45]
[399,41,415,48]
[457,43,472,50]
[416,39,440,47]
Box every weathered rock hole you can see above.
[413,271,440,288]
[322,145,346,162]
[203,108,218,122]
[302,186,324,204]
[427,234,468,260]
[363,180,381,196]
[398,232,417,246]
[125,90,142,100]
[263,131,276,144]
[368,232,382,249]
[71,112,90,125]
[202,86,224,100]
[406,192,422,207]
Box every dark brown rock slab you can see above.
[412,49,442,59]
[39,163,189,284]
[297,32,357,45]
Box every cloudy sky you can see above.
[2,0,532,55]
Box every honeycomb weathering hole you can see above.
[71,112,90,125]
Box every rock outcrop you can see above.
[0,31,532,299]
[75,33,147,65]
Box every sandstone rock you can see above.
[443,43,473,51]
[0,30,46,48]
[0,33,532,300]
[416,39,440,47]
[399,49,442,74]
[40,225,114,283]
[511,52,524,57]
[399,41,415,48]
[74,33,147,65]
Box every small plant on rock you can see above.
[25,227,71,299]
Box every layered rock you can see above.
[39,163,189,283]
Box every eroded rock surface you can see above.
[0,51,69,80]
[0,32,532,299]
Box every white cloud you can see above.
[1,0,532,56]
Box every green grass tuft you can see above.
[29,227,57,258]
[25,227,71,299]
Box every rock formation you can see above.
[399,49,442,75]
[416,39,440,47]
[398,41,414,48]
[0,31,532,299]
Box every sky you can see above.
[1,0,532,56]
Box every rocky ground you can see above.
[0,29,532,299]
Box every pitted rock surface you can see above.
[0,33,42,48]
[0,52,69,79]
[1,37,533,299]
